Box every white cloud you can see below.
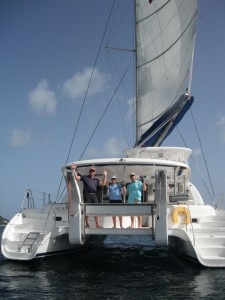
[104,137,125,156]
[127,97,135,121]
[87,137,125,158]
[29,79,57,114]
[215,114,225,127]
[62,67,109,100]
[10,129,31,147]
[192,148,202,158]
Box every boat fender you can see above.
[172,206,191,225]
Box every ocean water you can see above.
[0,226,225,300]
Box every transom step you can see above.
[85,227,153,236]
[84,203,155,216]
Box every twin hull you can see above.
[2,148,225,267]
[2,202,225,267]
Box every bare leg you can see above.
[95,216,102,228]
[119,216,123,228]
[138,216,142,228]
[112,216,116,228]
[129,216,134,228]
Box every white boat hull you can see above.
[2,148,225,267]
[1,205,85,260]
[168,207,225,267]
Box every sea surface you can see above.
[0,226,225,300]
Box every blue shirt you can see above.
[127,180,143,203]
[108,184,122,200]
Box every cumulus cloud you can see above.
[28,80,57,114]
[10,129,31,147]
[62,67,109,100]
[87,137,125,158]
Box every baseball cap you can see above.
[130,173,135,176]
[111,175,117,179]
[89,167,96,171]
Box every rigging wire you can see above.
[56,0,116,202]
[190,108,216,199]
[176,124,215,204]
[79,65,130,160]
[65,1,116,164]
[105,0,135,147]
[106,51,129,148]
[105,48,133,148]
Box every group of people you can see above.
[70,163,146,228]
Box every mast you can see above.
[135,0,138,145]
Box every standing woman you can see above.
[107,176,123,228]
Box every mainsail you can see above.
[135,0,198,146]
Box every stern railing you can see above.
[20,189,56,211]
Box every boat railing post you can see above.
[20,189,30,211]
[122,165,126,204]
[173,167,176,194]
[28,189,34,208]
[123,192,126,204]
[219,193,224,210]
[48,193,51,204]
[43,192,46,207]
[155,170,168,246]
[143,184,146,203]
[151,204,155,240]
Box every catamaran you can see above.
[1,0,225,267]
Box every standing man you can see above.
[123,173,147,228]
[71,163,107,228]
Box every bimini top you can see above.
[62,147,191,183]
[124,147,192,164]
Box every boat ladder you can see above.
[18,232,43,253]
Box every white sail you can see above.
[136,0,198,142]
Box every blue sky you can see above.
[0,0,225,220]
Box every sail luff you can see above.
[187,33,196,94]
[135,0,198,145]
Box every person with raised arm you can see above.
[71,163,107,228]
